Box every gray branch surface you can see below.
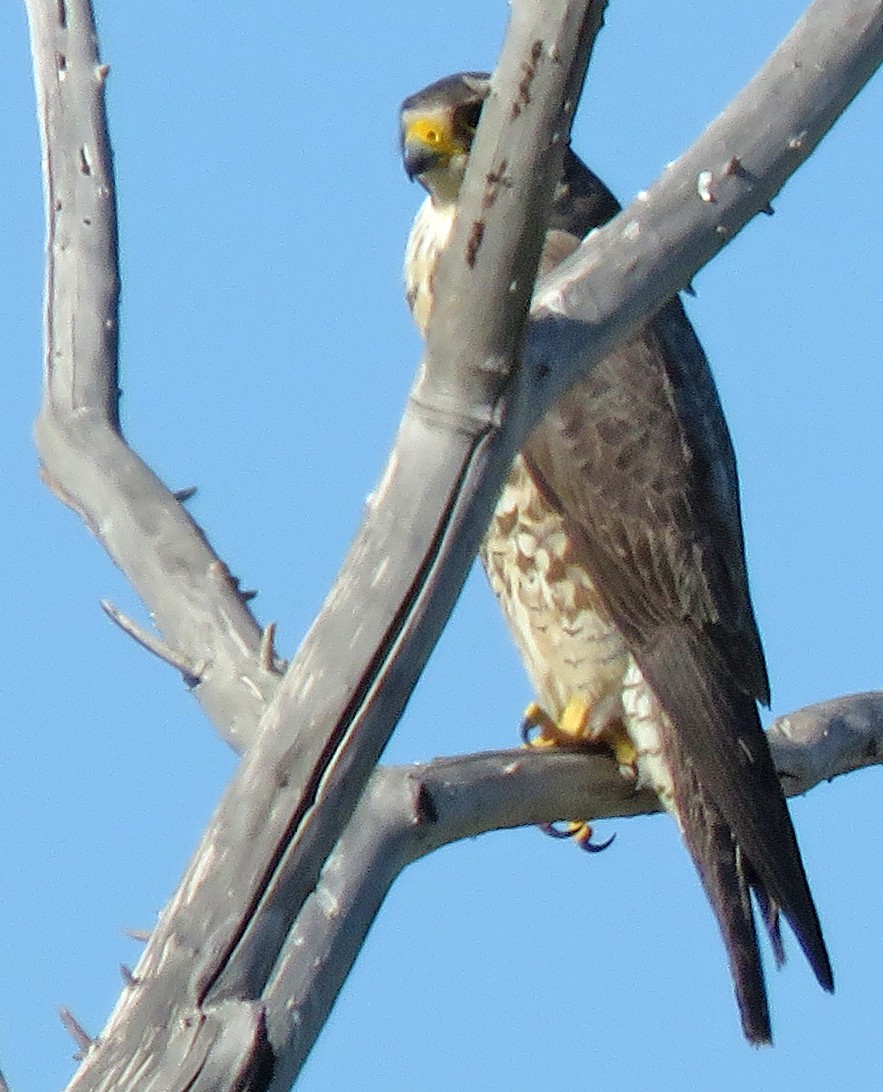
[271,691,883,1082]
[20,0,881,1088]
[524,0,883,423]
[35,2,609,1089]
[26,0,283,754]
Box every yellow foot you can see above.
[521,698,617,853]
[520,697,592,748]
[609,729,638,774]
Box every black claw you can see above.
[539,821,578,840]
[538,821,616,853]
[579,831,616,854]
[520,716,541,746]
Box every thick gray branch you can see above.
[26,0,282,752]
[24,0,878,1087]
[58,4,608,1091]
[767,691,883,795]
[522,0,883,424]
[264,692,883,1083]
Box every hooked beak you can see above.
[401,134,446,181]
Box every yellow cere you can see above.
[406,115,455,153]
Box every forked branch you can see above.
[21,0,881,1088]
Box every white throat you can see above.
[403,195,457,336]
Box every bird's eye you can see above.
[424,128,440,145]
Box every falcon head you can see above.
[400,72,490,205]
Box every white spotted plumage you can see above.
[406,195,678,813]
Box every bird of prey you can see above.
[399,71,832,1044]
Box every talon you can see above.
[610,730,638,771]
[573,825,617,854]
[559,696,591,739]
[539,820,616,853]
[521,701,558,747]
[521,698,592,748]
[539,821,582,840]
[521,697,619,855]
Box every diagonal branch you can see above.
[23,0,880,1087]
[57,3,610,1090]
[522,0,883,426]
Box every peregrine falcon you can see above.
[400,71,832,1043]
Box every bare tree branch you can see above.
[767,691,883,794]
[523,0,883,424]
[262,691,883,1082]
[25,0,283,753]
[59,1008,94,1058]
[50,3,610,1089]
[21,0,880,1086]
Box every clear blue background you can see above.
[2,3,881,1090]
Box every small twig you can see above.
[119,964,138,987]
[59,1008,94,1058]
[259,623,277,674]
[99,600,204,686]
[208,560,258,604]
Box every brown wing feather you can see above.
[524,151,832,1003]
[400,74,832,1038]
[525,300,768,702]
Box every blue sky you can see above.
[2,3,881,1089]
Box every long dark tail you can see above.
[668,740,775,1043]
[638,631,833,1016]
